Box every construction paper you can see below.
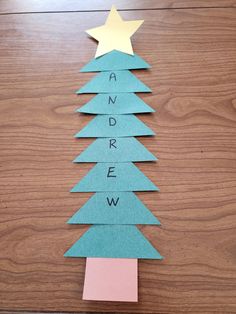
[80,51,150,72]
[68,192,160,225]
[70,162,159,192]
[77,70,151,94]
[77,93,154,114]
[83,258,138,302]
[74,137,157,163]
[86,5,143,58]
[64,225,163,259]
[75,114,154,138]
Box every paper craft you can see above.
[75,114,154,138]
[68,192,160,225]
[80,50,150,72]
[77,93,154,114]
[64,225,163,259]
[71,162,159,192]
[77,70,151,94]
[86,5,143,58]
[65,5,163,303]
[83,258,138,302]
[74,137,157,163]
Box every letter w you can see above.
[106,197,119,207]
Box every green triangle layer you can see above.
[80,50,150,72]
[71,162,159,192]
[64,225,163,259]
[68,192,160,225]
[77,70,151,94]
[75,114,154,138]
[77,93,154,114]
[74,137,157,163]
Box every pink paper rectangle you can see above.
[83,257,138,302]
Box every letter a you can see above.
[109,72,117,81]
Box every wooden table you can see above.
[0,1,236,313]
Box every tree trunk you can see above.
[83,257,138,302]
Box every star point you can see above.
[86,6,144,58]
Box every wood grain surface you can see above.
[0,4,236,314]
[0,0,236,14]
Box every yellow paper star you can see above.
[86,5,144,58]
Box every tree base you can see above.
[83,257,138,302]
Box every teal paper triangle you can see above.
[68,192,160,225]
[77,93,154,114]
[71,162,159,192]
[75,114,154,138]
[77,70,151,94]
[74,137,157,162]
[64,225,163,259]
[80,51,150,72]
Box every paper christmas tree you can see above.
[65,6,163,302]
